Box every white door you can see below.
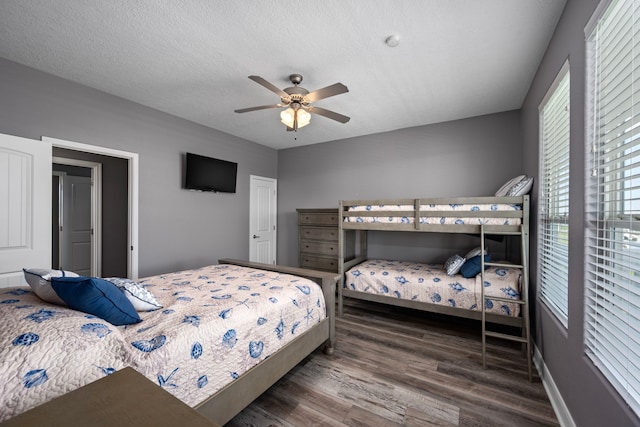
[249,175,277,264]
[60,175,93,276]
[0,133,52,287]
[54,158,102,278]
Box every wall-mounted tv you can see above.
[184,152,237,193]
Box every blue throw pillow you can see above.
[460,254,491,278]
[51,276,141,326]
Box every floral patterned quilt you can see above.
[345,259,521,316]
[0,264,326,422]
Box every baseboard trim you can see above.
[533,345,576,427]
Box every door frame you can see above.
[53,157,102,277]
[43,137,139,279]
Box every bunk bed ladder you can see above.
[480,224,532,382]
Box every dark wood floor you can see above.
[226,300,559,427]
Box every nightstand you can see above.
[0,367,219,427]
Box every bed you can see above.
[338,195,532,379]
[344,258,523,319]
[0,259,337,425]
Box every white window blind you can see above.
[538,64,570,327]
[585,0,640,415]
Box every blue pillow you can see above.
[51,276,141,326]
[460,254,491,278]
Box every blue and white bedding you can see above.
[345,259,521,317]
[0,264,326,422]
[344,203,522,225]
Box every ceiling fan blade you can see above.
[308,106,350,123]
[248,75,289,98]
[304,83,349,103]
[234,104,282,113]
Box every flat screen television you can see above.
[184,152,237,193]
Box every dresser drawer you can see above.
[298,212,338,226]
[300,240,338,256]
[300,255,338,272]
[300,226,338,242]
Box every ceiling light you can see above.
[280,105,310,130]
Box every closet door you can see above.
[0,133,52,287]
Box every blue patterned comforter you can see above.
[0,264,326,422]
[345,259,521,316]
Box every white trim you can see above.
[43,137,139,279]
[533,345,576,427]
[585,0,614,37]
[539,59,570,112]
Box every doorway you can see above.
[45,136,138,279]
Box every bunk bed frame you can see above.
[337,196,532,380]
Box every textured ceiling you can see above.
[0,1,566,150]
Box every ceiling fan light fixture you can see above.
[237,74,348,132]
[280,108,295,127]
[280,107,310,129]
[297,109,311,127]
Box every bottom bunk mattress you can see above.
[344,259,521,317]
[0,264,326,422]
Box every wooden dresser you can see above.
[298,208,354,273]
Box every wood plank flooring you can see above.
[226,300,559,427]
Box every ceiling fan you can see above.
[234,74,350,131]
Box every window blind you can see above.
[538,64,570,326]
[585,0,640,415]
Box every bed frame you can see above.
[337,196,532,380]
[194,259,338,426]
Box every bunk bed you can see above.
[338,195,532,380]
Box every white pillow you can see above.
[103,277,162,311]
[464,247,487,260]
[507,176,534,196]
[23,268,79,305]
[495,175,526,197]
[444,254,465,276]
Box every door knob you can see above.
[253,235,260,239]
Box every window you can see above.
[538,62,570,326]
[585,0,640,415]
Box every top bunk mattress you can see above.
[340,196,528,231]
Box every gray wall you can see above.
[0,58,278,277]
[521,0,638,425]
[277,110,522,267]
